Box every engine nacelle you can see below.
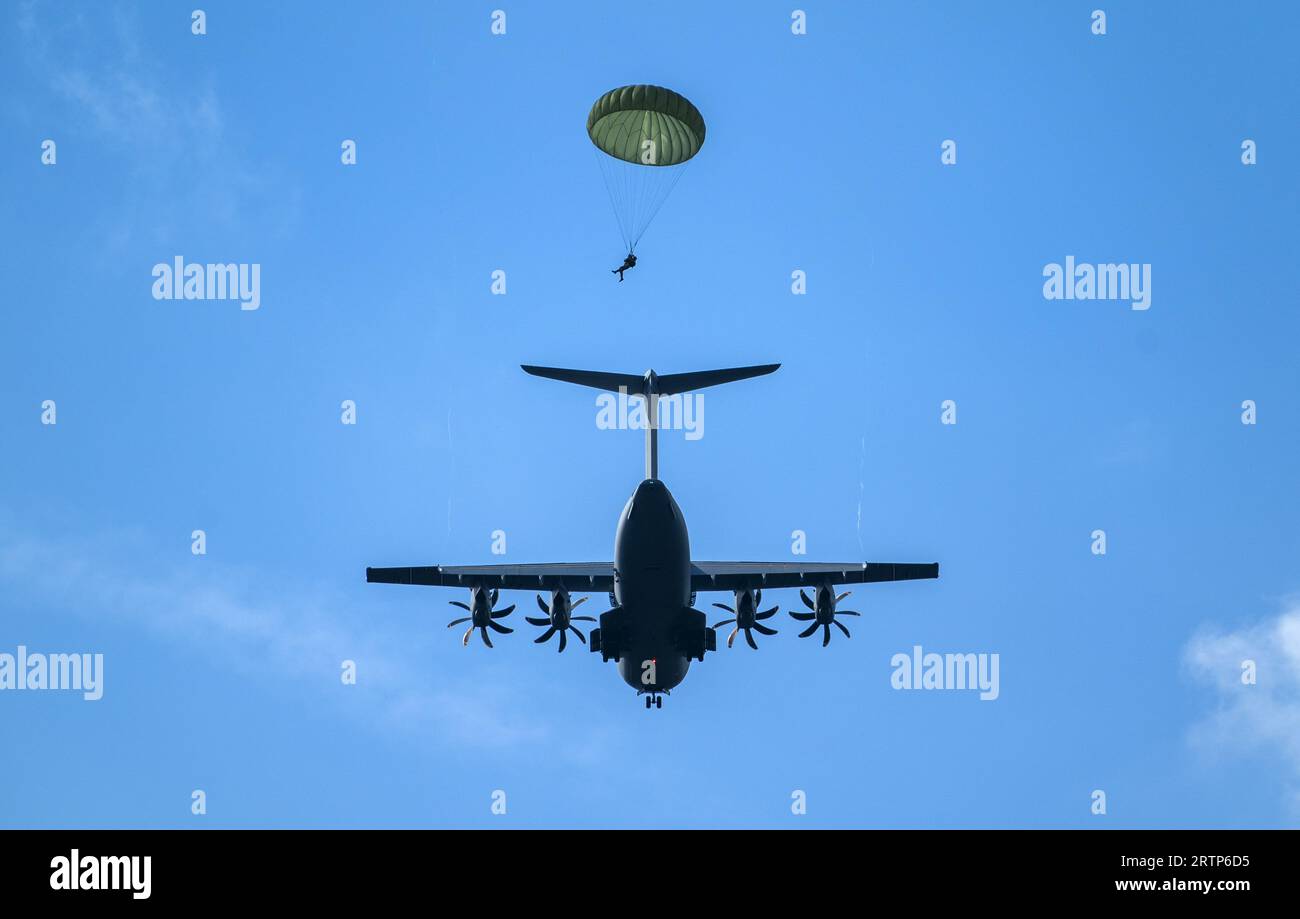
[791,584,859,646]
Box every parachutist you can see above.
[612,252,637,281]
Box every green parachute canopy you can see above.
[587,84,706,251]
[587,84,707,167]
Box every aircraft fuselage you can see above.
[608,478,693,694]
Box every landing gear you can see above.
[644,693,663,709]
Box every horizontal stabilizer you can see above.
[520,365,645,394]
[522,361,780,480]
[656,364,780,395]
[520,363,779,396]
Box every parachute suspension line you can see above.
[596,156,690,255]
[592,145,631,253]
[626,166,642,251]
[622,165,642,254]
[598,146,631,251]
[630,161,689,252]
[595,149,683,255]
[628,159,652,251]
[623,155,638,250]
[586,84,706,256]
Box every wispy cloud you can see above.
[0,520,550,751]
[1183,603,1300,808]
[12,3,299,249]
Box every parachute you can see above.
[587,84,706,253]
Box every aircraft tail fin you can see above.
[522,363,780,480]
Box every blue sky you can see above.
[2,1,1299,828]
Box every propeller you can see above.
[711,587,779,649]
[446,586,516,648]
[788,585,859,647]
[525,589,597,653]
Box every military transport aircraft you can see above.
[367,363,939,708]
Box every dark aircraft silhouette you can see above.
[367,363,938,708]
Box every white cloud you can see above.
[1184,604,1300,804]
[12,3,299,249]
[0,521,551,752]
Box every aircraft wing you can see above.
[366,563,615,592]
[689,561,939,592]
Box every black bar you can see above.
[0,829,1285,905]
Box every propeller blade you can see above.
[568,626,587,644]
[487,620,513,634]
[834,620,851,639]
[798,622,819,639]
[744,629,758,650]
[534,626,556,644]
[800,589,815,611]
[462,625,474,647]
[489,589,499,607]
[821,624,831,647]
[481,627,494,648]
[571,596,588,609]
[753,622,778,636]
[755,607,778,620]
[838,610,860,617]
[558,630,568,653]
[789,611,816,621]
[491,604,516,619]
[536,595,550,614]
[447,617,472,628]
[727,626,739,648]
[711,618,736,629]
[836,590,853,603]
[571,615,597,622]
[525,616,551,626]
[755,589,762,607]
[450,600,472,612]
[712,602,735,613]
